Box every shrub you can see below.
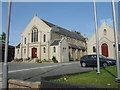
[52,56,58,63]
[76,59,79,61]
[12,58,23,62]
[43,59,47,62]
[27,57,31,60]
[36,60,42,63]
[69,58,74,61]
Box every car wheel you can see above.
[103,63,108,67]
[82,62,86,67]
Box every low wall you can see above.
[0,78,41,88]
[41,80,117,89]
[0,78,2,88]
[9,79,41,88]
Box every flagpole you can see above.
[2,0,12,89]
[94,0,100,74]
[112,0,120,82]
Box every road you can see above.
[0,62,95,82]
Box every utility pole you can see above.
[2,0,11,89]
[94,0,100,74]
[112,0,120,82]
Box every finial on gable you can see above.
[34,12,37,16]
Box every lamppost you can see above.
[2,0,11,89]
[94,0,100,74]
[112,0,120,82]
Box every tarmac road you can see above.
[0,62,95,82]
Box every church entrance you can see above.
[101,43,108,57]
[32,48,37,58]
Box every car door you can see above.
[86,55,95,66]
[92,55,97,66]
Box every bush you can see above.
[76,59,79,61]
[43,59,47,62]
[36,60,42,63]
[52,56,58,63]
[27,57,31,60]
[69,58,74,61]
[12,58,23,62]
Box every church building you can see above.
[15,14,87,63]
[87,22,120,59]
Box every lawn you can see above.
[52,66,120,88]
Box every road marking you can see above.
[0,62,78,75]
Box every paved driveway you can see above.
[0,62,95,82]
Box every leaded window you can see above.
[43,47,46,53]
[31,26,38,42]
[93,46,96,52]
[53,47,56,53]
[43,34,46,42]
[24,37,26,44]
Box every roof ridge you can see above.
[41,18,85,42]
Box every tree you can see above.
[72,30,81,35]
[0,32,6,43]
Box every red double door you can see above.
[32,48,37,58]
[101,43,108,57]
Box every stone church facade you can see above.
[87,22,120,59]
[15,15,87,63]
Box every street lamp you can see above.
[94,0,100,74]
[112,0,120,82]
[2,0,12,89]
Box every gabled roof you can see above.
[68,43,86,50]
[0,43,15,48]
[16,43,20,48]
[50,40,61,46]
[41,19,86,42]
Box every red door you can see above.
[32,48,37,58]
[101,43,108,57]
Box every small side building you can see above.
[0,43,15,62]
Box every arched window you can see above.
[43,34,46,42]
[24,37,26,44]
[53,47,56,53]
[118,44,120,51]
[24,49,26,54]
[31,26,38,42]
[104,29,107,35]
[17,49,19,54]
[93,46,96,52]
[43,47,46,53]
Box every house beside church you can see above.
[15,14,87,63]
[87,22,120,59]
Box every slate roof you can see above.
[68,43,86,50]
[16,43,20,48]
[50,40,61,46]
[0,43,15,48]
[41,19,86,42]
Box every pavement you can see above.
[0,62,95,82]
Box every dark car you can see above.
[80,54,116,67]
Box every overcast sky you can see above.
[2,2,118,46]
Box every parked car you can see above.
[80,54,116,67]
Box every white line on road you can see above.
[0,62,78,75]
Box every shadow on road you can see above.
[23,64,65,81]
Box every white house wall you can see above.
[50,45,60,62]
[59,38,69,62]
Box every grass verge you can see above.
[52,66,120,88]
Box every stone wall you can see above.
[0,78,41,88]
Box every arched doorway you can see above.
[101,43,109,57]
[32,48,37,58]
